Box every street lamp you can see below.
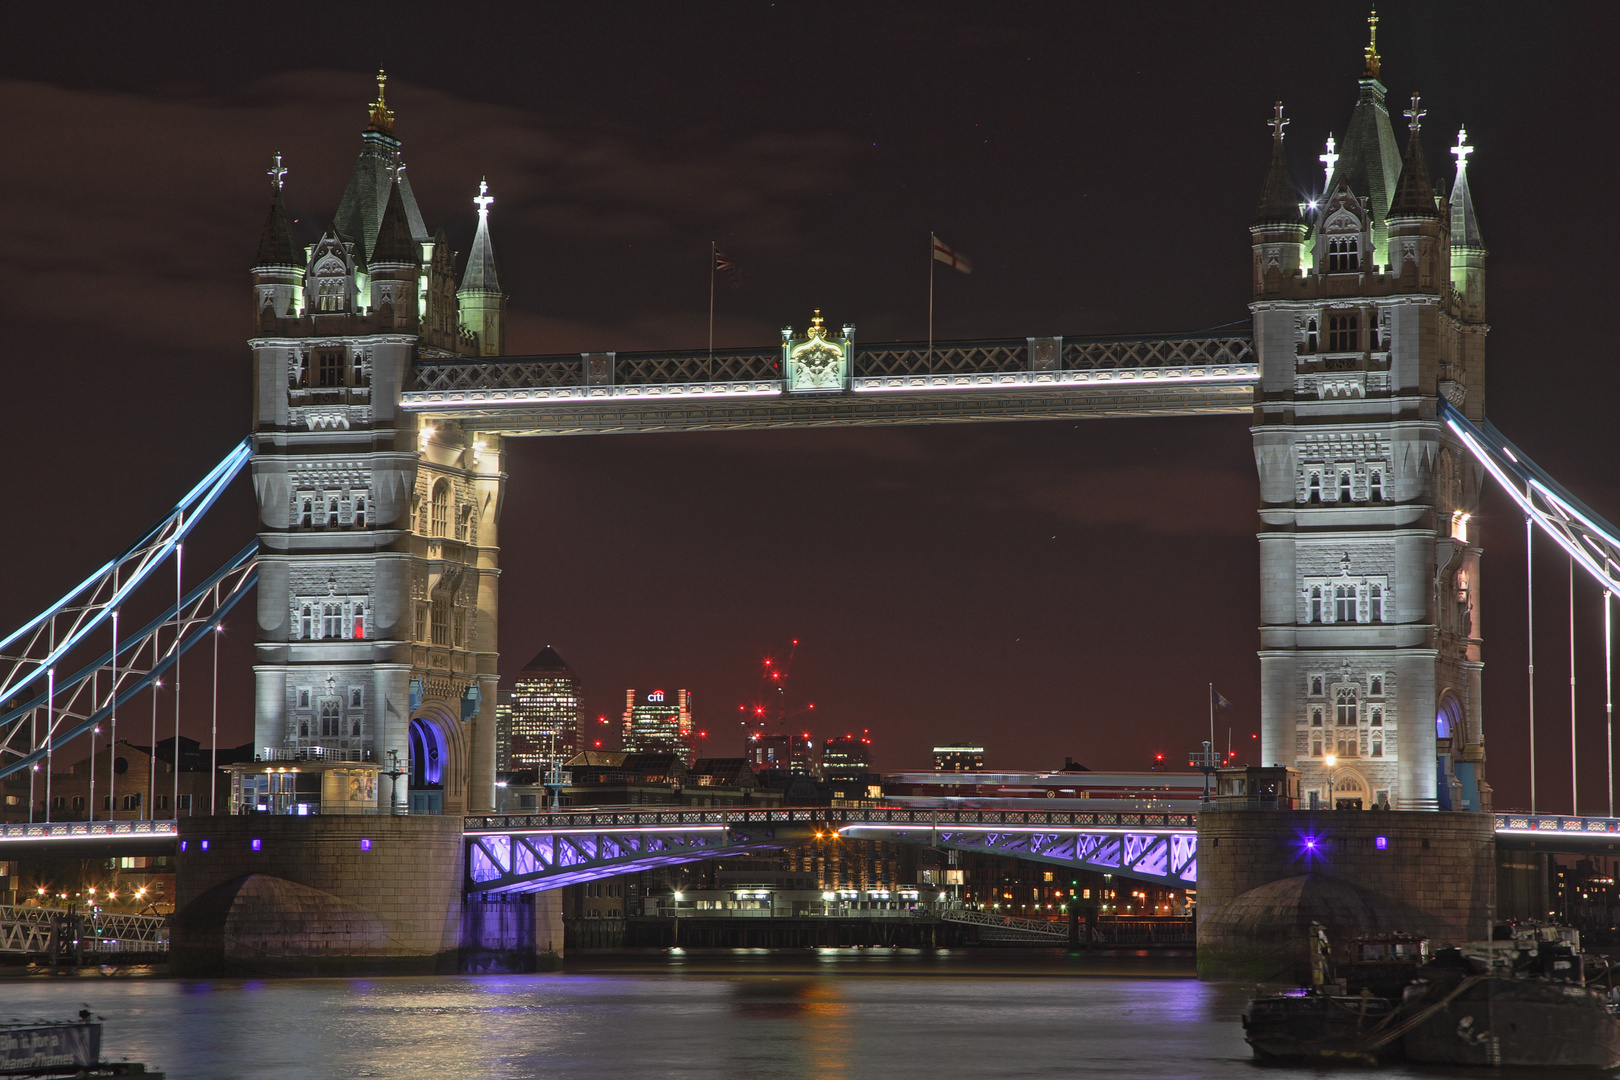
[1324,753,1338,808]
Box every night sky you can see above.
[5,4,1618,809]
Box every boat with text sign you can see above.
[1,1012,163,1078]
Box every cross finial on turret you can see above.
[1320,134,1339,189]
[1451,126,1473,171]
[474,177,493,220]
[268,152,288,191]
[1364,9,1381,79]
[389,158,406,185]
[368,68,395,135]
[1404,94,1425,134]
[1268,101,1289,143]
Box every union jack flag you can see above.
[714,247,742,289]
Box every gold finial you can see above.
[367,68,395,135]
[1363,10,1381,79]
[809,309,826,336]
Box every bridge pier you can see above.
[1196,808,1495,982]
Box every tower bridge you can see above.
[3,31,1620,975]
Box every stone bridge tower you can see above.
[247,74,506,814]
[1250,22,1490,812]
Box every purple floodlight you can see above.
[250,838,262,852]
[1375,836,1388,850]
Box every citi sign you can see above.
[647,691,665,703]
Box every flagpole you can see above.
[928,232,935,371]
[1208,682,1215,765]
[709,240,716,363]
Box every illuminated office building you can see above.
[508,647,582,774]
[622,688,693,760]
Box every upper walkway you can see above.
[400,332,1257,435]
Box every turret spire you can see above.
[1389,93,1437,218]
[1450,125,1484,248]
[460,177,502,293]
[1319,134,1338,191]
[1253,102,1302,226]
[254,153,299,267]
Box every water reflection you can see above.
[0,950,1574,1079]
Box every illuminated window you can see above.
[1327,312,1356,350]
[315,278,346,312]
[353,604,365,640]
[431,480,450,537]
[321,701,340,738]
[1334,585,1357,623]
[1370,585,1383,623]
[1335,689,1358,726]
[1327,237,1360,274]
[1309,586,1323,623]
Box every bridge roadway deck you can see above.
[400,333,1258,435]
[0,819,177,857]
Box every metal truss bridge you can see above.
[0,903,169,959]
[402,332,1258,435]
[463,806,1198,894]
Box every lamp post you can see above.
[1324,753,1338,809]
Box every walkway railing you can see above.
[1494,812,1620,836]
[0,820,178,843]
[465,805,1198,834]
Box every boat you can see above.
[1242,926,1428,1064]
[1,1013,163,1078]
[1399,928,1620,1069]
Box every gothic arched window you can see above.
[1311,676,1323,696]
[1311,708,1323,727]
[1327,237,1360,274]
[431,480,450,537]
[1370,675,1383,696]
[299,719,310,738]
[1310,587,1323,623]
[351,718,362,738]
[353,604,366,640]
[1369,471,1383,501]
[1305,318,1319,354]
[1371,707,1383,726]
[1339,472,1353,501]
[1371,734,1383,757]
[1335,688,1358,726]
[1369,585,1383,624]
[328,499,339,525]
[1308,473,1322,504]
[431,595,450,645]
[300,499,313,529]
[299,605,313,640]
[1335,585,1357,623]
[322,603,343,640]
[320,700,340,738]
[354,497,367,529]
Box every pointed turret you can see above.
[333,70,431,264]
[1250,102,1309,298]
[252,152,304,328]
[367,174,421,330]
[457,178,507,356]
[1325,11,1403,268]
[1387,95,1444,291]
[1389,98,1437,218]
[1449,126,1486,319]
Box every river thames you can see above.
[0,950,1570,1078]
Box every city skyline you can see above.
[4,6,1620,802]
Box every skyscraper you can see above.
[820,732,872,782]
[622,688,693,759]
[494,690,514,773]
[508,647,582,774]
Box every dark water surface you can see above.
[0,949,1600,1078]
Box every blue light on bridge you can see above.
[1375,836,1388,850]
[251,838,262,851]
[360,838,371,851]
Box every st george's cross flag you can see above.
[931,233,973,274]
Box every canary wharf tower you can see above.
[1251,19,1489,813]
[249,74,507,814]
